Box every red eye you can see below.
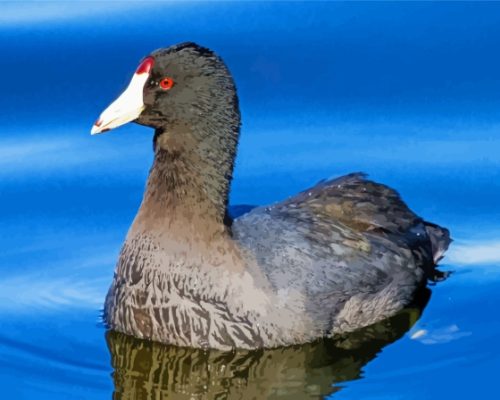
[160,77,174,90]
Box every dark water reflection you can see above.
[107,289,429,399]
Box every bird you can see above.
[91,42,450,350]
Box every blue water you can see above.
[1,2,499,399]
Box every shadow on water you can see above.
[106,288,431,399]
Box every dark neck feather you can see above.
[140,112,240,231]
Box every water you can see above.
[1,2,499,399]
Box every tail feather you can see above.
[424,222,452,263]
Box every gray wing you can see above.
[232,173,450,334]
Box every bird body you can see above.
[93,42,450,350]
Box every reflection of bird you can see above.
[107,289,430,400]
[92,42,450,350]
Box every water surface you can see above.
[1,2,499,399]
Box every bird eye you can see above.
[160,77,174,90]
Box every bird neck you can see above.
[132,119,239,239]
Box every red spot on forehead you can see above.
[135,56,155,75]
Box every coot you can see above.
[91,42,450,350]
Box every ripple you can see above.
[447,239,500,265]
[410,324,472,345]
[0,274,107,312]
